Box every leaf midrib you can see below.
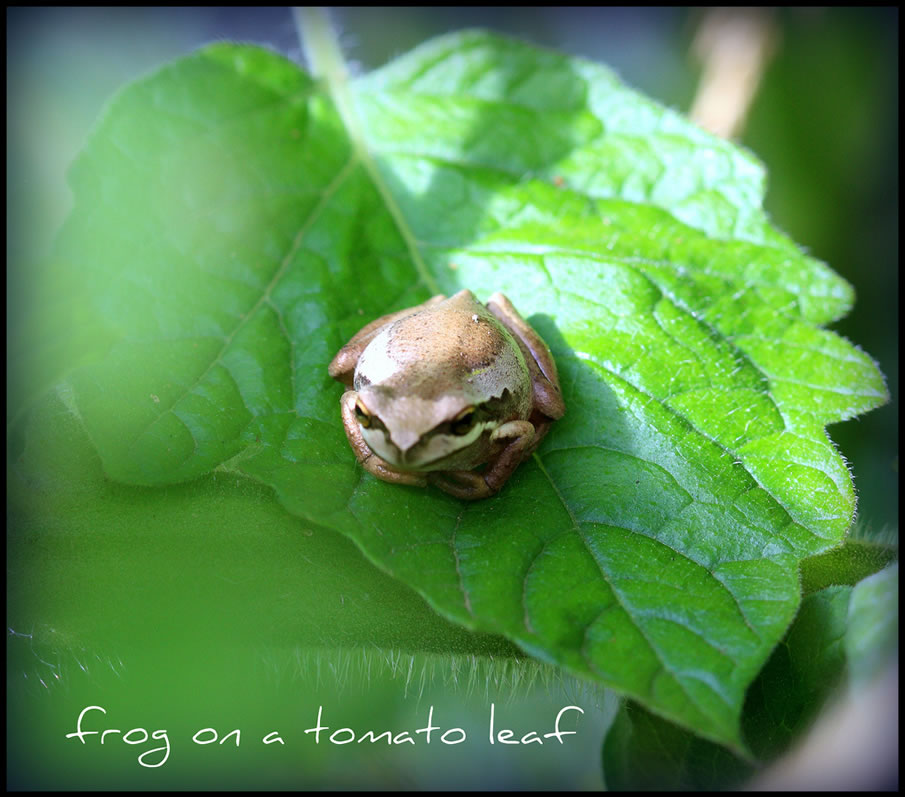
[530,454,739,743]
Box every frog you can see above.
[328,289,565,500]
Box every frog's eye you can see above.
[450,406,477,436]
[354,399,372,428]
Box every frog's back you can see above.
[355,290,531,409]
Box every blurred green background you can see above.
[7,7,897,789]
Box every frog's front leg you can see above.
[340,391,427,487]
[429,420,536,500]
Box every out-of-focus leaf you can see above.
[845,562,898,687]
[741,585,851,760]
[8,389,516,655]
[601,698,752,790]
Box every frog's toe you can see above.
[428,470,495,500]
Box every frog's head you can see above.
[352,388,493,470]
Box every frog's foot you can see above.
[430,420,537,500]
[340,391,427,487]
[428,469,495,500]
[362,456,428,487]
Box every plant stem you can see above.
[293,8,440,295]
[295,8,360,149]
[689,8,777,140]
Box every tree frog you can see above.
[328,289,565,500]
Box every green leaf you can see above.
[603,561,898,788]
[845,562,898,687]
[741,585,852,760]
[19,32,887,749]
[602,699,752,790]
[603,585,852,788]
